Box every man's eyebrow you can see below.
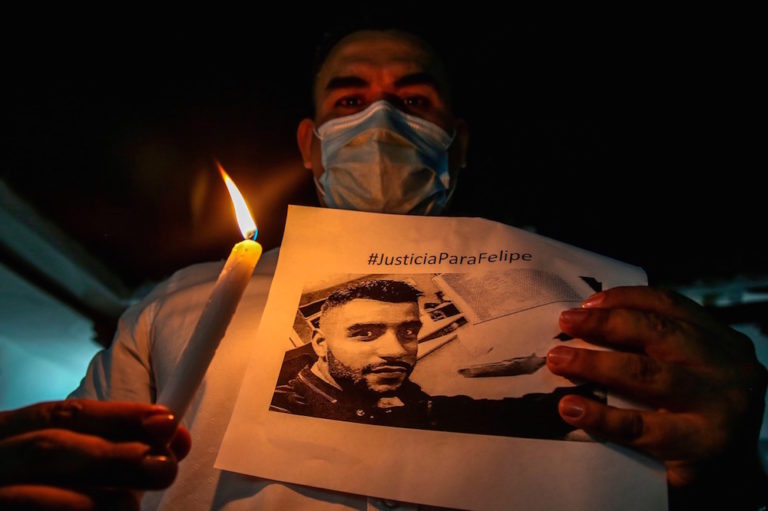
[346,323,385,332]
[324,72,441,93]
[394,72,440,90]
[325,75,369,92]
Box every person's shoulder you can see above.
[270,364,313,413]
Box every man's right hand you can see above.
[0,399,191,510]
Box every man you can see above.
[271,279,596,439]
[1,27,766,510]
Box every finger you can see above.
[0,429,178,489]
[580,287,761,364]
[0,485,138,511]
[0,400,177,445]
[169,426,192,461]
[547,347,698,408]
[581,287,728,334]
[559,305,761,365]
[559,306,701,355]
[556,395,707,460]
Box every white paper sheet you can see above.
[216,206,667,510]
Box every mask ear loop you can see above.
[443,171,458,209]
[441,127,465,210]
[445,129,457,150]
[309,128,329,202]
[445,127,467,169]
[313,175,327,199]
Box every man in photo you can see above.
[271,279,598,440]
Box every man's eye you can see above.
[404,96,430,108]
[336,96,364,108]
[399,326,419,339]
[350,328,381,340]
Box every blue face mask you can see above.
[314,100,455,215]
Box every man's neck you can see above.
[310,361,342,390]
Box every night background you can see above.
[5,14,762,287]
[1,13,765,411]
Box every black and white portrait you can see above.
[269,272,603,441]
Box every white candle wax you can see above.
[157,238,262,417]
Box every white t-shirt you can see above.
[71,248,418,510]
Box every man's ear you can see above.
[297,118,316,170]
[311,328,327,361]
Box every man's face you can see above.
[297,30,467,181]
[318,298,422,396]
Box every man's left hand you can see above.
[546,286,767,505]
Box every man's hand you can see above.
[546,286,768,505]
[0,399,191,511]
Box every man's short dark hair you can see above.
[321,279,422,315]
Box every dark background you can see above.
[4,13,761,292]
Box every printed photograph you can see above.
[269,272,604,440]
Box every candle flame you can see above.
[217,162,257,240]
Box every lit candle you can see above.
[157,164,262,418]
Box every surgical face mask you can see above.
[314,100,455,215]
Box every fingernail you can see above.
[582,292,605,308]
[142,414,177,442]
[547,347,575,367]
[146,404,172,415]
[559,308,589,326]
[141,454,176,482]
[560,399,586,419]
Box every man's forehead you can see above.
[315,31,443,93]
[328,58,428,80]
[323,298,420,325]
[331,35,432,66]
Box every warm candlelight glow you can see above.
[217,162,258,240]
